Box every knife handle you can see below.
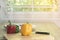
[35,32,50,35]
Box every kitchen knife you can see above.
[35,32,50,35]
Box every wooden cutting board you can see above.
[4,33,54,40]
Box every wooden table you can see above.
[4,33,54,40]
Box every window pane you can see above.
[34,8,52,11]
[13,7,23,11]
[14,0,32,5]
[34,0,53,6]
[14,0,23,5]
[22,0,32,5]
[13,7,32,12]
[23,8,32,12]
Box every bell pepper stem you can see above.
[8,20,11,25]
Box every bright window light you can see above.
[34,0,53,5]
[7,0,58,12]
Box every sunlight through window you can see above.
[7,0,58,12]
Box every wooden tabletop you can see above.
[4,33,54,40]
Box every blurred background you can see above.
[0,0,60,26]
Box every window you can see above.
[7,0,58,12]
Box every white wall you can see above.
[53,0,60,27]
[7,11,59,22]
[0,0,6,23]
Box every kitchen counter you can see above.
[0,22,60,40]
